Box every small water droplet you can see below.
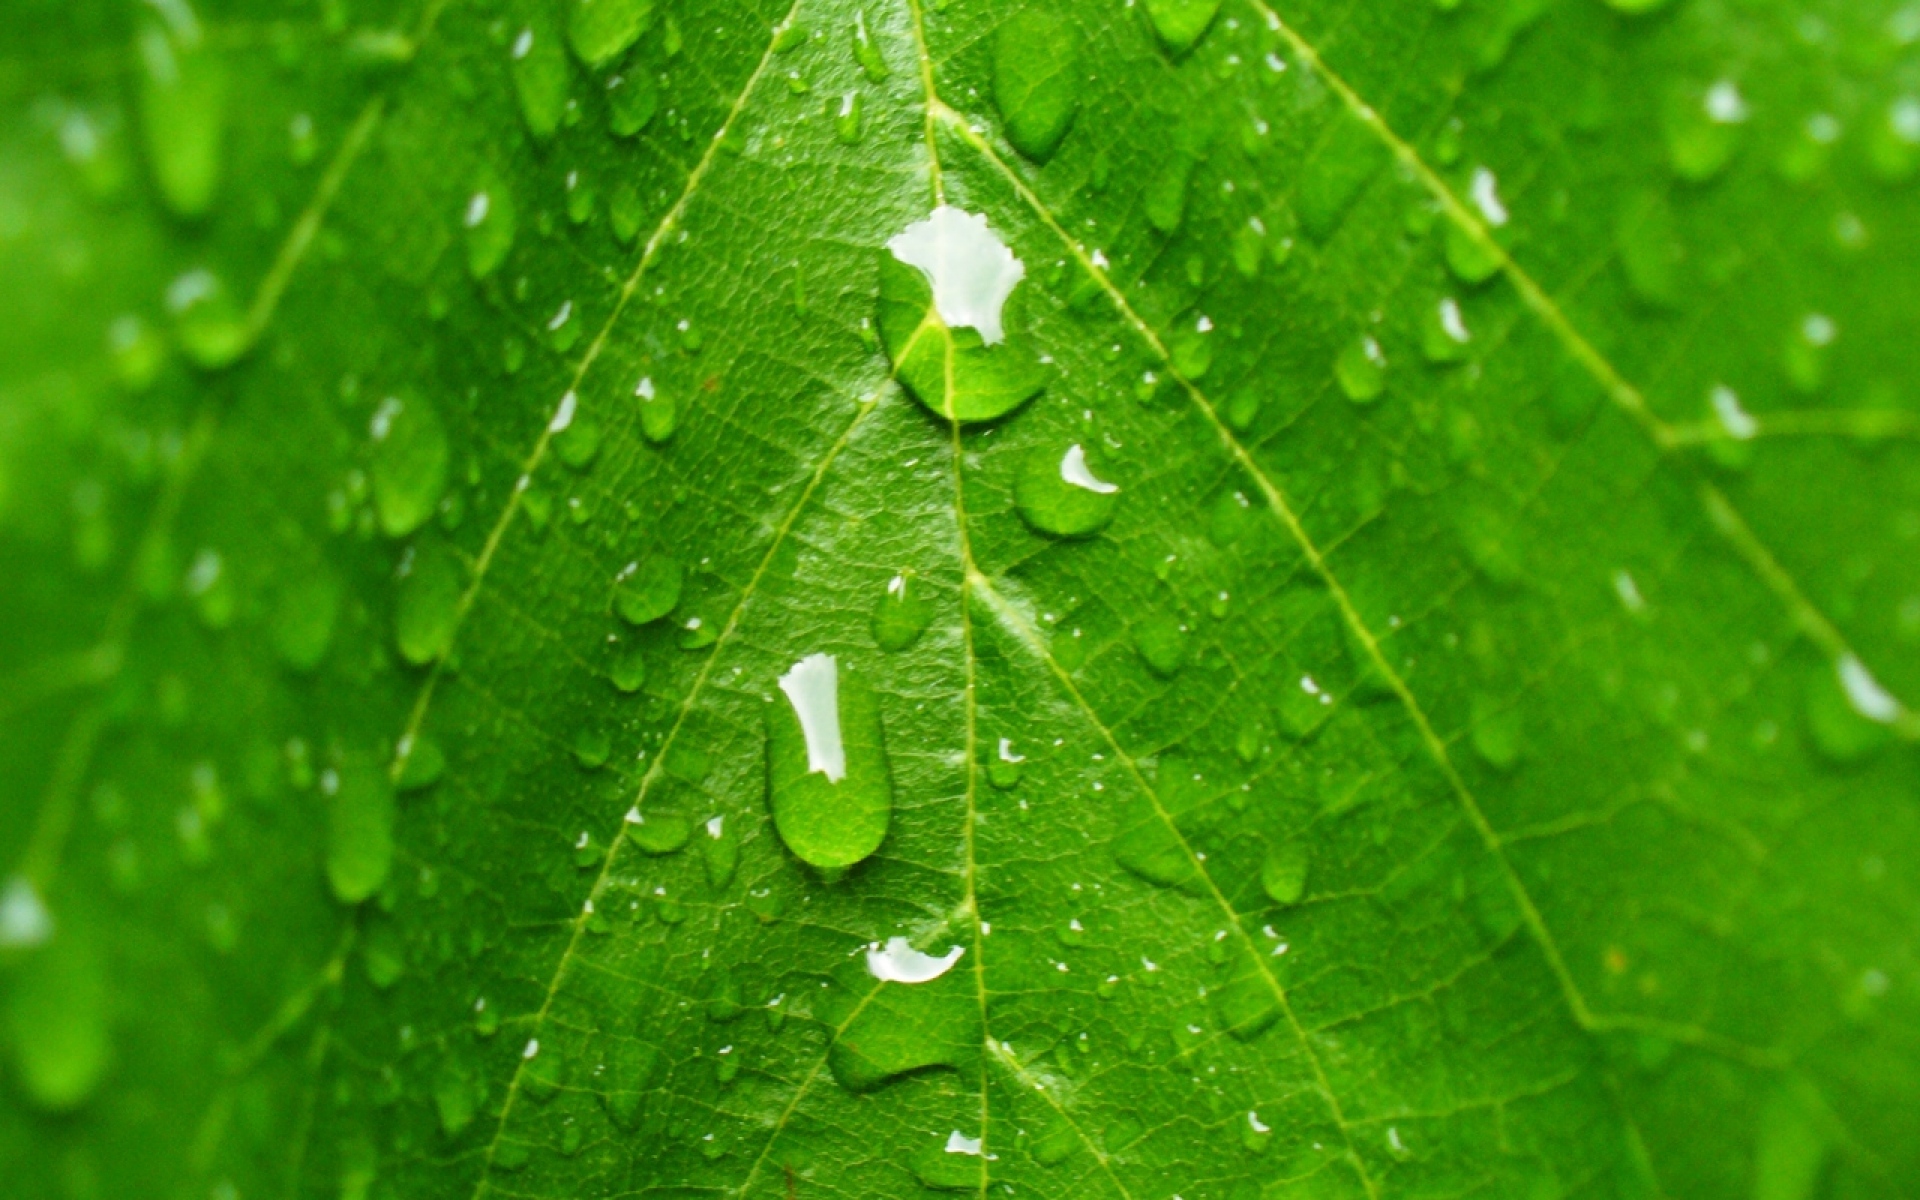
[327,760,395,905]
[1016,443,1119,537]
[1140,0,1222,55]
[1335,334,1387,403]
[871,570,935,651]
[612,555,683,625]
[394,543,464,665]
[368,394,451,538]
[567,0,655,68]
[510,18,572,140]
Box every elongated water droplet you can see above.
[867,936,963,983]
[510,18,571,140]
[568,0,654,67]
[871,570,934,651]
[8,926,109,1112]
[1335,334,1387,403]
[0,877,53,949]
[395,544,463,665]
[992,12,1080,162]
[166,268,249,369]
[767,654,891,870]
[1016,443,1119,537]
[702,815,738,889]
[464,173,517,279]
[369,394,450,538]
[136,0,227,218]
[1298,106,1388,240]
[271,570,341,672]
[624,806,691,854]
[1613,188,1681,307]
[327,760,395,904]
[851,10,890,81]
[1261,841,1310,906]
[834,91,864,144]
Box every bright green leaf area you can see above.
[2,0,1918,1197]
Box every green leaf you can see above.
[3,1,1919,1199]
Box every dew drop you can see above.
[7,926,109,1112]
[612,555,683,625]
[1260,841,1310,906]
[510,18,572,140]
[1140,0,1222,55]
[1335,334,1387,403]
[1016,443,1119,538]
[368,394,450,538]
[992,12,1081,162]
[871,570,934,652]
[327,760,395,905]
[567,0,655,68]
[767,655,891,870]
[624,806,691,854]
[394,543,464,666]
[135,0,228,218]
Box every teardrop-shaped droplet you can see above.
[7,925,110,1112]
[136,2,228,218]
[568,0,654,67]
[165,268,249,369]
[871,570,935,651]
[327,760,395,905]
[1260,841,1309,906]
[1664,79,1747,182]
[992,12,1081,162]
[509,18,572,140]
[850,10,891,82]
[767,654,891,871]
[1016,442,1119,538]
[394,543,464,665]
[368,394,450,538]
[1334,334,1387,403]
[701,815,738,889]
[624,806,691,854]
[826,941,978,1091]
[607,68,660,136]
[463,173,517,279]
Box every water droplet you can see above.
[369,394,450,538]
[1298,106,1388,240]
[1665,79,1747,182]
[1470,694,1523,770]
[572,727,611,770]
[851,10,891,82]
[625,806,691,854]
[827,948,979,1091]
[136,1,228,217]
[395,543,464,665]
[633,376,677,443]
[992,12,1081,162]
[1112,790,1205,894]
[567,0,655,68]
[880,207,1044,422]
[1753,1081,1830,1200]
[607,69,660,136]
[871,570,934,651]
[7,926,109,1111]
[914,1128,987,1190]
[1868,96,1920,182]
[702,815,738,889]
[1421,296,1472,363]
[433,1057,482,1136]
[1614,189,1682,308]
[1784,313,1836,393]
[1335,334,1387,403]
[464,173,517,279]
[612,555,683,625]
[510,18,572,140]
[1016,443,1119,538]
[834,90,864,144]
[1132,610,1190,677]
[1243,1109,1274,1154]
[768,655,891,871]
[868,937,964,983]
[987,737,1025,790]
[1260,841,1309,906]
[610,642,648,692]
[0,877,53,949]
[1144,150,1197,234]
[165,268,249,369]
[395,733,445,793]
[327,760,395,904]
[271,570,341,672]
[1140,0,1221,55]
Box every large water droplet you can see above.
[369,394,450,538]
[1665,79,1747,182]
[136,0,228,218]
[568,0,655,67]
[992,12,1081,162]
[1016,442,1119,538]
[879,208,1045,422]
[871,570,935,651]
[867,936,964,983]
[827,943,979,1091]
[327,760,395,904]
[510,17,572,140]
[914,1129,987,1191]
[1140,0,1221,55]
[1260,841,1309,906]
[767,655,891,871]
[7,926,109,1112]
